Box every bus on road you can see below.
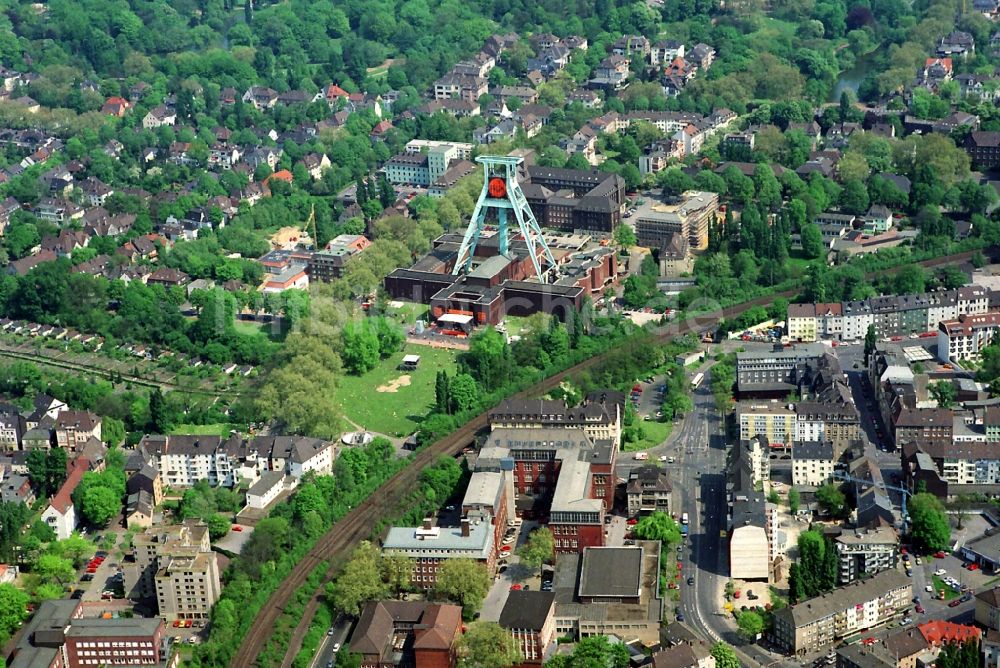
[691,372,704,390]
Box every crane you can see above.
[833,471,912,531]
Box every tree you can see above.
[456,621,523,668]
[327,542,389,616]
[737,610,764,642]
[711,642,740,668]
[788,488,801,515]
[815,484,846,518]
[149,388,170,433]
[381,553,415,597]
[0,583,28,640]
[633,511,681,549]
[516,528,554,574]
[800,223,825,259]
[448,373,480,413]
[433,558,490,615]
[613,224,637,250]
[341,322,381,374]
[80,485,120,526]
[910,493,951,553]
[929,381,957,409]
[565,153,591,170]
[952,494,973,531]
[864,324,877,368]
[57,534,92,568]
[33,554,75,585]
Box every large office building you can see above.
[10,599,177,668]
[499,591,556,664]
[772,570,911,655]
[632,190,718,251]
[552,543,663,644]
[833,526,899,585]
[382,516,496,589]
[521,165,626,235]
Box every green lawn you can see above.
[385,301,430,326]
[623,419,673,452]
[332,345,459,437]
[169,423,238,437]
[932,574,960,600]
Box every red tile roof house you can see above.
[41,457,89,540]
[100,96,131,117]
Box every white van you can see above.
[681,512,689,525]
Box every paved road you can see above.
[312,615,351,668]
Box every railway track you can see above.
[230,249,978,668]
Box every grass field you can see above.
[623,419,673,451]
[169,423,238,437]
[332,345,459,437]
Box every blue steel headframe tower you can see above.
[452,155,557,280]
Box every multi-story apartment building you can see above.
[739,436,771,485]
[124,521,221,621]
[795,401,860,455]
[625,464,673,516]
[976,586,1000,631]
[791,441,834,486]
[735,343,829,398]
[737,402,795,448]
[903,440,1000,496]
[0,404,24,450]
[938,310,1000,362]
[790,286,991,342]
[894,409,953,448]
[138,434,336,488]
[773,570,912,655]
[833,527,899,584]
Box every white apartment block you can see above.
[938,311,1000,362]
[139,434,336,488]
[791,441,835,487]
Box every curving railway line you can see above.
[230,249,979,668]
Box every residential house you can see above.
[834,527,899,585]
[626,465,672,516]
[41,457,89,540]
[589,55,630,91]
[54,410,102,451]
[300,153,331,180]
[78,177,113,207]
[100,96,130,117]
[939,31,976,58]
[142,105,176,129]
[242,86,278,110]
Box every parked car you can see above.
[915,604,924,614]
[949,598,963,608]
[934,551,947,559]
[687,577,694,586]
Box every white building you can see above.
[791,441,835,487]
[938,310,1000,362]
